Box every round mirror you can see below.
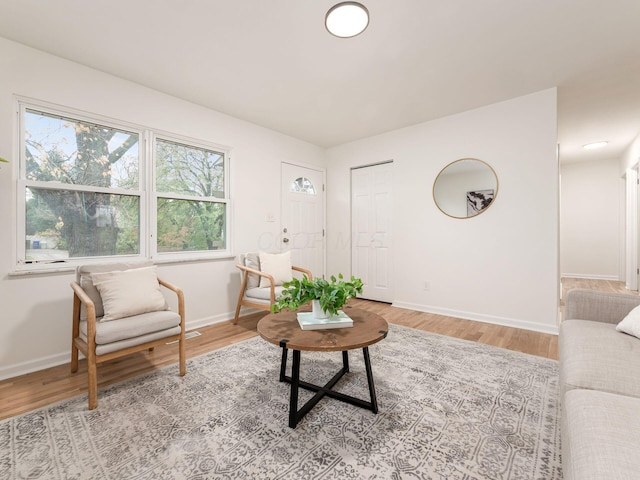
[433,158,498,219]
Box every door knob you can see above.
[283,238,289,243]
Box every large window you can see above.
[17,101,230,270]
[155,138,227,253]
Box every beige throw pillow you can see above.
[617,305,640,339]
[91,266,168,321]
[258,251,293,288]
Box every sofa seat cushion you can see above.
[563,389,640,480]
[559,319,640,398]
[80,310,181,345]
[245,286,285,301]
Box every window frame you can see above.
[149,131,231,261]
[14,98,232,273]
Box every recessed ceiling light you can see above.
[325,2,369,38]
[583,141,608,150]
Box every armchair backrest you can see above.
[76,261,155,319]
[239,252,261,289]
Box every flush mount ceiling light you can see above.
[583,141,608,150]
[325,2,369,38]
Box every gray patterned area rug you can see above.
[1,324,562,479]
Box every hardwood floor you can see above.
[1,278,627,421]
[561,277,634,299]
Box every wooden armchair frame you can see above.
[70,277,186,410]
[233,264,312,324]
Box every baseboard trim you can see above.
[391,301,559,336]
[0,303,557,381]
[185,311,237,330]
[561,273,620,281]
[0,309,245,382]
[0,352,71,382]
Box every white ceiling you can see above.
[1,0,639,163]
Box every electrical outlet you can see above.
[424,281,430,291]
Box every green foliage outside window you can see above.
[155,140,226,252]
[22,108,227,262]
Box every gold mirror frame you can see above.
[432,158,499,219]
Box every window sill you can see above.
[9,253,237,276]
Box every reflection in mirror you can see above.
[433,158,498,218]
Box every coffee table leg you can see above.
[289,349,301,428]
[280,346,288,382]
[342,350,349,372]
[363,347,378,414]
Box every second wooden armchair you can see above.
[233,252,312,324]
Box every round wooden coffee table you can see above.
[257,306,388,428]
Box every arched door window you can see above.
[290,177,316,195]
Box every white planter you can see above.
[312,299,331,319]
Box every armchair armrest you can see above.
[158,278,186,326]
[71,281,96,315]
[292,265,312,280]
[236,263,312,303]
[236,264,277,301]
[236,264,276,283]
[565,289,640,325]
[237,264,312,285]
[70,280,98,345]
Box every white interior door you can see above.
[351,162,393,302]
[281,163,325,278]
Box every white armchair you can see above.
[233,252,312,324]
[70,261,186,409]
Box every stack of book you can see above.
[296,311,353,330]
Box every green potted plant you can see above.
[271,274,364,318]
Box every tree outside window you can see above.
[19,105,229,266]
[155,139,227,253]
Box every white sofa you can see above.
[560,289,640,480]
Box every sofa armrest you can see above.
[564,289,640,324]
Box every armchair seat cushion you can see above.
[244,285,284,302]
[245,286,285,301]
[89,326,182,356]
[80,310,181,345]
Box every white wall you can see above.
[618,132,640,287]
[326,89,559,334]
[620,132,640,173]
[560,158,621,280]
[0,38,562,379]
[0,38,325,379]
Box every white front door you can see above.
[351,162,393,302]
[281,163,325,278]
